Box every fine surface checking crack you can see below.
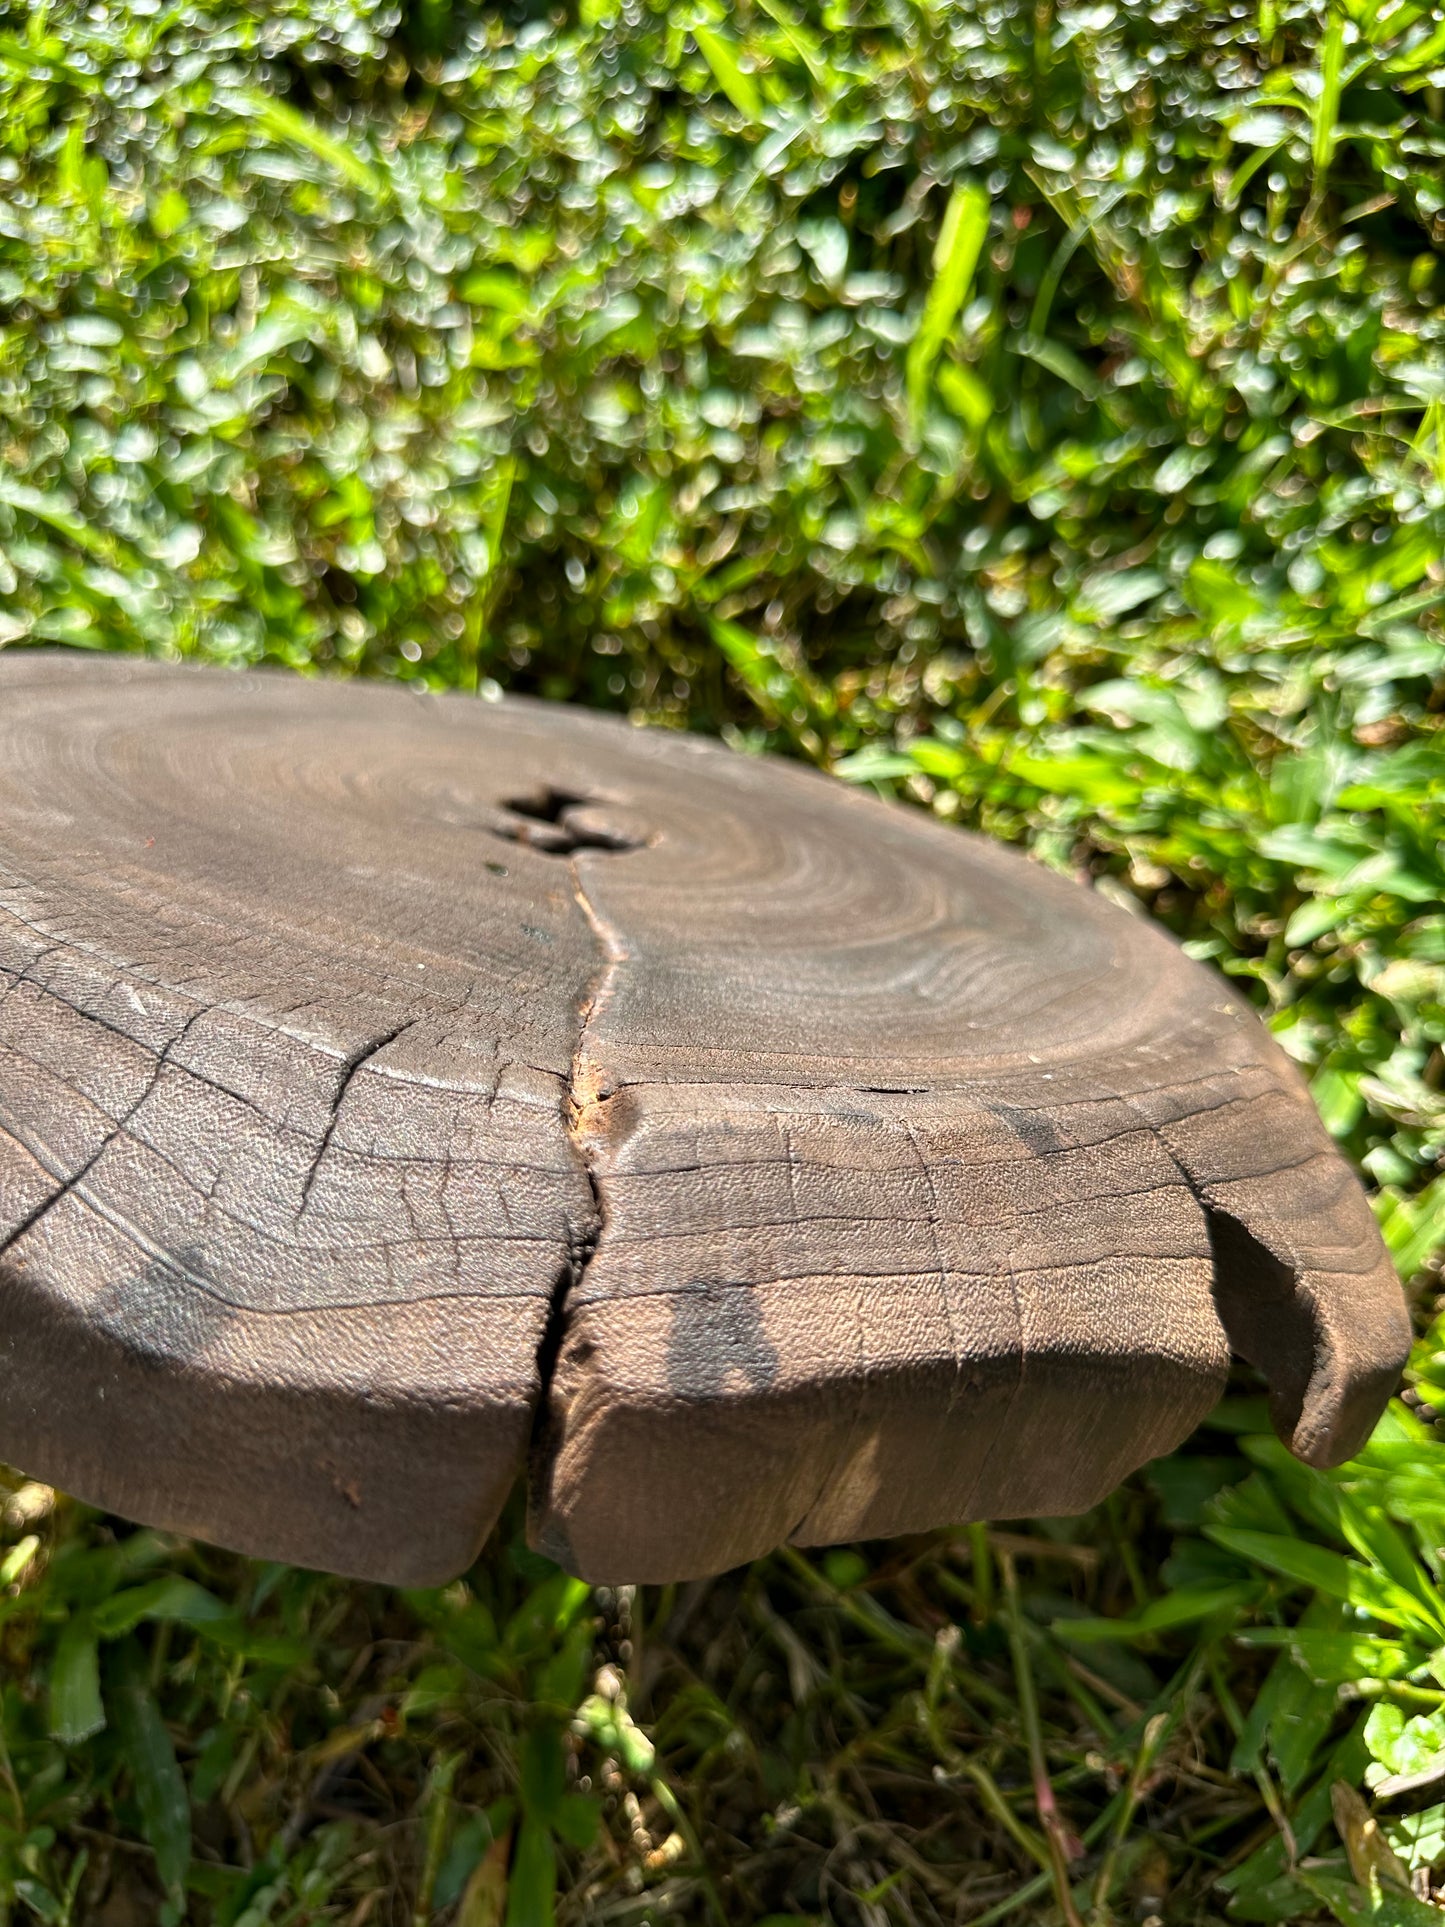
[298,1019,417,1216]
[0,1008,204,1265]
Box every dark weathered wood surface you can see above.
[0,655,1410,1584]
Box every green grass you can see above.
[2,0,1445,1919]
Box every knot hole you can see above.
[496,787,645,858]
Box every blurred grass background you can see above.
[2,0,1445,1920]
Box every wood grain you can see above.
[0,654,1410,1583]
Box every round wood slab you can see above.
[0,654,1409,1584]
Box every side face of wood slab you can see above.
[0,655,1410,1584]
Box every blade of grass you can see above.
[906,182,991,440]
[1090,1711,1169,1919]
[49,1620,104,1745]
[227,88,385,198]
[1312,10,1346,198]
[692,22,764,124]
[1002,1553,1085,1927]
[109,1638,190,1913]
